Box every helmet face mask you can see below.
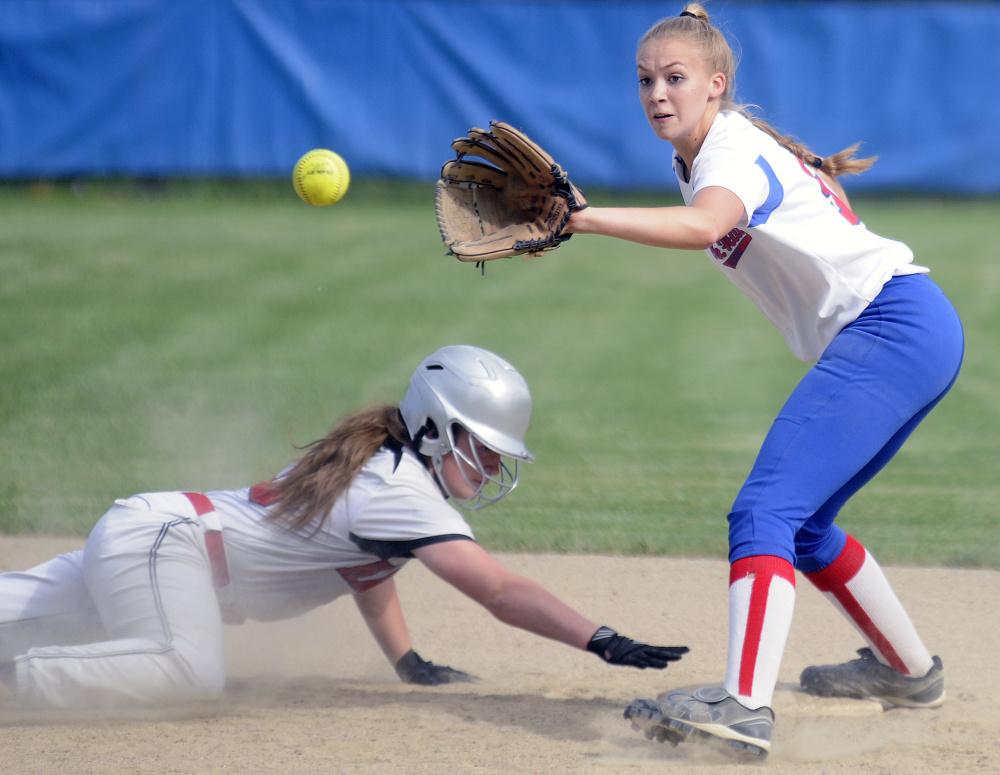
[399,346,533,510]
[431,425,521,510]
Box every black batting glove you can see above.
[394,649,477,686]
[586,626,689,669]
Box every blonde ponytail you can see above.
[264,404,413,532]
[749,118,877,177]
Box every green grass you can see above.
[1,180,998,568]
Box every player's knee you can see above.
[165,645,226,701]
[186,668,226,701]
[795,540,835,573]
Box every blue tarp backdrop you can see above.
[1,0,997,193]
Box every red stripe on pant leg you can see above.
[805,535,907,673]
[731,556,796,698]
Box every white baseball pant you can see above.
[0,493,226,709]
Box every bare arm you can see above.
[352,576,412,664]
[565,186,745,251]
[413,539,596,650]
[354,576,477,684]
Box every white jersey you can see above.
[673,110,927,362]
[1,447,475,709]
[204,446,474,622]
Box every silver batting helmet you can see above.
[399,345,534,509]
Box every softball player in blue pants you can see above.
[563,2,964,759]
[731,273,964,572]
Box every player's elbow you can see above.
[480,589,514,623]
[687,221,727,250]
[477,582,523,626]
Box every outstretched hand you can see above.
[394,649,477,686]
[586,626,689,669]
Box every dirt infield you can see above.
[2,537,997,774]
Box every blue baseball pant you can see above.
[727,274,964,572]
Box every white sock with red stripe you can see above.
[804,534,933,676]
[724,555,796,710]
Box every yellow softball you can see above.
[292,149,350,206]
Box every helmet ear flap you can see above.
[411,420,443,457]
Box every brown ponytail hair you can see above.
[639,3,876,177]
[264,404,413,532]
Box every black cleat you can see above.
[800,648,945,708]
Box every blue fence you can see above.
[1,1,997,193]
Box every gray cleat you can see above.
[800,647,945,708]
[624,686,773,759]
